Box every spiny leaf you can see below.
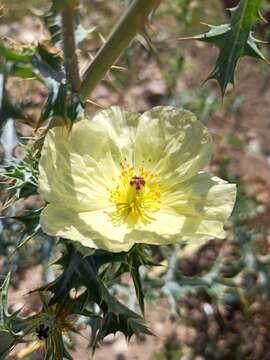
[0,272,11,326]
[0,273,24,359]
[0,42,32,62]
[188,0,267,95]
[38,244,151,350]
[67,291,99,318]
[0,40,84,126]
[42,244,125,306]
[128,245,157,315]
[0,149,41,250]
[0,41,66,128]
[89,284,152,351]
[131,266,145,315]
[108,245,156,315]
[38,83,84,126]
[43,0,94,48]
[1,210,43,252]
[0,41,64,89]
[1,147,39,201]
[0,330,18,360]
[0,64,40,128]
[32,43,64,85]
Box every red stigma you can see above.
[130,176,145,190]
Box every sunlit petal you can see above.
[39,106,236,253]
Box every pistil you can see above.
[108,164,161,226]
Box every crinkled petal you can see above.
[126,173,236,252]
[134,106,212,182]
[39,106,236,254]
[40,202,231,254]
[39,108,141,210]
[121,215,226,255]
[40,205,133,252]
[39,128,118,211]
[162,172,237,222]
[131,211,227,246]
[91,106,140,161]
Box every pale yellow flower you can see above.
[39,106,236,253]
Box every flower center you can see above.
[108,164,161,226]
[130,176,146,190]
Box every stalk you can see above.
[79,0,160,102]
[62,0,81,92]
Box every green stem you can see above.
[62,0,81,92]
[79,0,160,102]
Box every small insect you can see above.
[36,323,50,340]
[130,176,146,190]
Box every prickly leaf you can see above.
[190,0,267,94]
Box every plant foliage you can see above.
[0,0,269,358]
[189,0,267,94]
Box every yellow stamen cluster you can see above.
[108,163,161,227]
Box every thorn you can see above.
[200,21,213,27]
[258,10,268,23]
[98,32,106,44]
[104,67,114,82]
[250,33,268,44]
[86,99,106,109]
[28,6,44,16]
[111,65,127,72]
[226,6,238,13]
[178,35,198,41]
[88,52,95,60]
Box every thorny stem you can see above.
[62,0,81,92]
[79,0,160,102]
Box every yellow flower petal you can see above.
[39,108,141,210]
[39,106,236,253]
[134,106,212,182]
[39,122,121,211]
[162,172,237,222]
[129,212,226,247]
[40,205,133,252]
